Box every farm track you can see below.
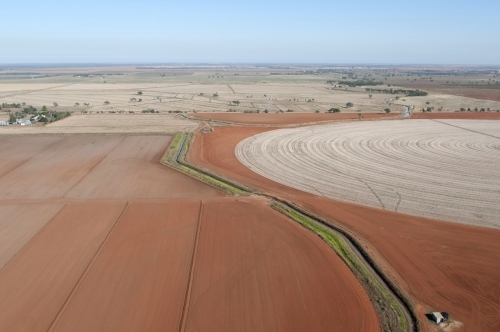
[236,119,500,228]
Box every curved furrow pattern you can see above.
[236,119,500,228]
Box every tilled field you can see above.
[0,135,378,331]
[189,125,500,331]
[184,198,378,332]
[236,119,500,228]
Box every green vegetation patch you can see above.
[162,133,249,196]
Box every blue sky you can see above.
[1,0,499,64]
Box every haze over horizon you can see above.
[2,0,499,65]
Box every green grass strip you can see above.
[272,202,407,331]
[161,133,248,196]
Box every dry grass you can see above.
[0,114,199,135]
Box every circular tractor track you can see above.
[236,119,500,228]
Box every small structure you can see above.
[0,121,8,126]
[430,312,448,324]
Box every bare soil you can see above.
[0,202,127,332]
[0,203,63,269]
[189,125,500,332]
[0,134,379,332]
[51,200,202,332]
[184,197,379,332]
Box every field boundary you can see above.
[178,200,204,332]
[47,201,130,332]
[160,131,420,332]
[185,113,402,128]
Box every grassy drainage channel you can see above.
[161,133,250,196]
[271,202,415,332]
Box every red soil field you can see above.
[184,197,379,332]
[65,135,223,199]
[51,200,202,332]
[0,203,63,269]
[0,136,123,199]
[189,126,500,331]
[0,136,61,178]
[193,112,392,125]
[411,112,500,120]
[0,135,222,200]
[0,202,126,332]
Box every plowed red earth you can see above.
[0,135,379,331]
[185,198,378,332]
[411,112,500,119]
[0,202,126,332]
[52,200,202,332]
[0,203,63,269]
[189,125,500,332]
[193,112,392,124]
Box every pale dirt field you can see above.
[0,113,199,134]
[236,119,500,228]
[1,66,499,125]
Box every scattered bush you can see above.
[327,108,340,113]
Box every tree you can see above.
[264,109,269,113]
[138,91,143,95]
[104,101,110,105]
[384,108,391,114]
[42,106,48,112]
[327,108,340,113]
[346,102,353,108]
[74,103,79,106]
[9,113,16,123]
[53,102,58,107]
[213,92,219,97]
[369,95,372,98]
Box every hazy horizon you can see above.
[2,0,499,65]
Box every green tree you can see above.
[138,91,143,95]
[384,108,391,114]
[346,102,353,108]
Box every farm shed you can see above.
[430,312,448,324]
